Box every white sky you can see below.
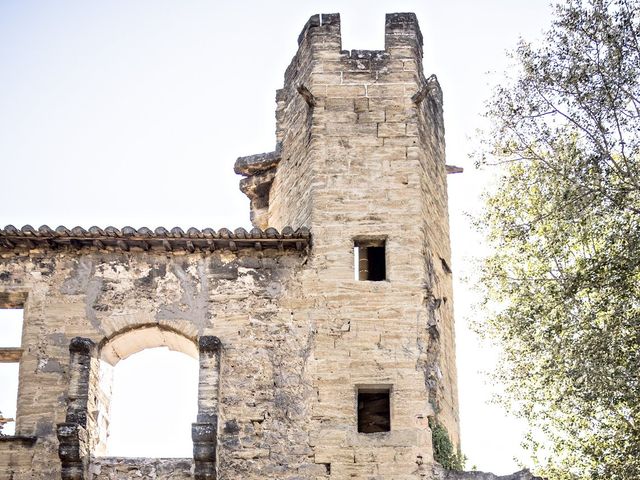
[106,348,198,458]
[0,0,554,474]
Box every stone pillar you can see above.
[57,423,88,480]
[57,337,95,480]
[192,335,221,480]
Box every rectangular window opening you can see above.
[0,363,19,435]
[0,307,24,436]
[354,239,386,281]
[0,308,24,348]
[357,387,391,433]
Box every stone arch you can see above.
[58,328,220,478]
[93,324,199,458]
[98,323,198,366]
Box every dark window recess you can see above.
[357,389,390,433]
[355,240,386,281]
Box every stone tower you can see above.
[236,11,461,475]
[0,12,463,480]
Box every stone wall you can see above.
[0,246,312,479]
[0,437,38,478]
[89,457,193,480]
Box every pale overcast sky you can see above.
[0,0,554,474]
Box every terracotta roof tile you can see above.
[0,225,310,253]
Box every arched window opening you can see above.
[102,347,198,458]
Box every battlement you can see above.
[290,13,424,83]
[236,13,437,230]
[296,13,341,46]
[296,12,423,58]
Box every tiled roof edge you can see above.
[0,225,310,253]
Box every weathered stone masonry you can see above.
[0,12,540,480]
[0,231,312,479]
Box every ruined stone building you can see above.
[0,12,492,480]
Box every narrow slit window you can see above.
[0,307,24,436]
[354,239,386,281]
[357,387,391,433]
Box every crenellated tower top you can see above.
[234,13,447,229]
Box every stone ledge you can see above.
[0,347,23,362]
[234,147,281,176]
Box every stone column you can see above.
[192,335,221,480]
[57,337,95,480]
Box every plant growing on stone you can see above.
[476,0,640,478]
[430,418,465,471]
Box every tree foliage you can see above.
[476,0,640,478]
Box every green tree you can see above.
[475,0,640,478]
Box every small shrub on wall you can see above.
[430,418,465,470]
